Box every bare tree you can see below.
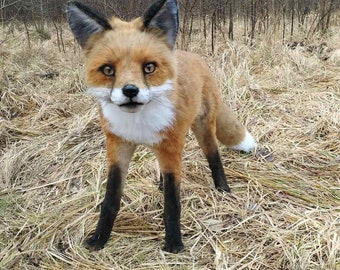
[1,0,340,49]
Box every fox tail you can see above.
[216,102,257,153]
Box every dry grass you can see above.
[0,22,339,270]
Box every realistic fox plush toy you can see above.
[66,0,257,253]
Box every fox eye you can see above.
[143,62,156,74]
[100,65,115,77]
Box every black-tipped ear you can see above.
[142,0,179,48]
[66,1,111,48]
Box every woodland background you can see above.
[1,0,340,51]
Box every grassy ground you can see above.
[0,22,339,269]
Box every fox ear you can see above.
[66,1,111,48]
[142,0,179,48]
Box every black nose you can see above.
[122,84,139,98]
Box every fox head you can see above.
[66,0,179,114]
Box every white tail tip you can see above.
[230,130,257,153]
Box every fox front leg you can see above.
[86,137,135,250]
[86,164,123,250]
[154,139,184,253]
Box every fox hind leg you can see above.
[192,113,231,192]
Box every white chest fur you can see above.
[100,95,175,145]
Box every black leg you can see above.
[85,165,122,250]
[158,173,164,191]
[163,173,184,253]
[207,149,231,192]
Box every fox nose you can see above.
[122,84,139,98]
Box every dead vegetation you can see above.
[0,22,339,269]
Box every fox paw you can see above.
[216,185,231,193]
[84,234,106,251]
[163,241,184,254]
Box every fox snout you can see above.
[112,84,149,113]
[122,84,139,98]
[118,84,145,113]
